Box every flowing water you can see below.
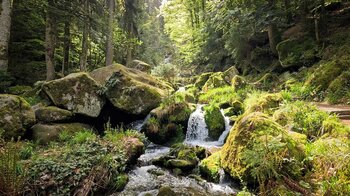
[117,144,237,196]
[118,104,237,195]
[185,105,233,148]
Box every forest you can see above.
[1,0,350,195]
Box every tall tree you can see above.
[0,0,13,72]
[80,0,89,71]
[45,0,56,81]
[106,0,115,66]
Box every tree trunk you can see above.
[80,0,89,71]
[45,0,56,81]
[106,0,115,66]
[268,0,279,55]
[62,21,70,75]
[0,0,13,72]
[284,0,292,23]
[126,24,133,66]
[300,0,309,28]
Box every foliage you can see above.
[0,141,26,195]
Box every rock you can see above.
[204,105,225,140]
[326,71,350,104]
[223,100,244,116]
[90,64,173,115]
[122,137,145,164]
[129,60,152,73]
[0,94,36,140]
[222,66,239,84]
[41,73,104,117]
[8,85,33,95]
[35,106,74,123]
[202,72,229,91]
[245,93,283,115]
[231,75,249,91]
[166,159,196,171]
[199,151,222,183]
[142,100,192,145]
[194,72,213,89]
[221,112,305,184]
[157,186,176,196]
[31,123,92,144]
[277,38,319,68]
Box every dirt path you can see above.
[317,103,350,126]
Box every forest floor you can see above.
[317,103,350,126]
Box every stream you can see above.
[119,104,237,195]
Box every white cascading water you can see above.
[185,104,209,142]
[185,105,233,147]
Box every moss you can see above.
[114,174,129,191]
[194,72,213,89]
[231,75,250,91]
[305,60,348,94]
[202,72,229,92]
[35,106,73,123]
[223,100,244,116]
[8,85,33,95]
[221,112,305,187]
[42,72,105,117]
[222,66,239,83]
[277,37,319,68]
[198,86,239,106]
[204,105,225,140]
[199,151,222,183]
[244,92,283,115]
[157,186,176,196]
[253,73,280,91]
[0,94,36,140]
[326,71,350,104]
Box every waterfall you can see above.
[185,105,233,147]
[129,114,151,132]
[185,104,209,142]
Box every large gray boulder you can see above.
[41,73,105,117]
[35,106,74,123]
[0,94,36,139]
[90,64,173,115]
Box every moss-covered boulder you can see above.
[122,137,145,165]
[90,64,173,115]
[223,100,244,117]
[129,60,152,73]
[0,94,36,139]
[35,106,74,123]
[253,73,280,91]
[231,75,249,91]
[41,73,105,118]
[222,66,239,84]
[221,112,305,186]
[31,123,92,144]
[245,93,283,115]
[277,38,319,68]
[204,105,225,140]
[142,100,192,145]
[157,186,177,196]
[326,71,350,104]
[305,60,348,93]
[194,72,213,89]
[199,151,222,183]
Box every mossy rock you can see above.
[194,72,213,89]
[245,93,283,115]
[223,100,244,116]
[305,60,348,93]
[0,94,36,140]
[42,73,105,117]
[143,101,192,145]
[122,137,145,165]
[90,64,173,115]
[166,159,196,171]
[202,72,229,92]
[231,75,249,91]
[157,186,176,196]
[277,38,319,68]
[129,60,152,73]
[8,85,33,95]
[221,112,305,185]
[253,73,280,91]
[204,105,225,140]
[35,106,74,123]
[222,66,239,84]
[31,123,92,144]
[326,71,350,104]
[199,151,222,183]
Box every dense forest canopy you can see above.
[1,0,350,195]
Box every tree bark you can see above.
[0,0,13,72]
[284,0,292,23]
[106,0,115,66]
[62,21,70,75]
[80,0,89,71]
[268,0,279,55]
[45,0,56,81]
